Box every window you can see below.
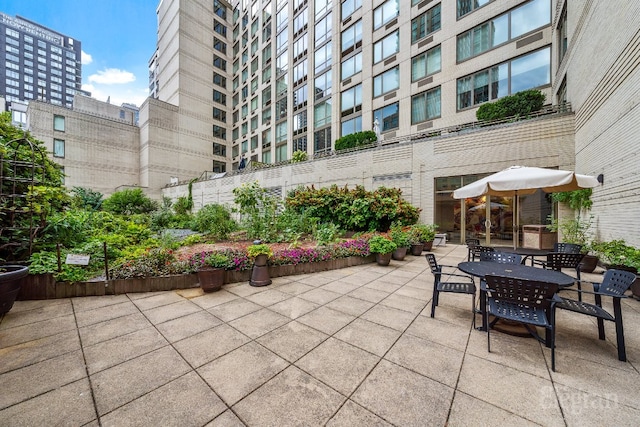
[456,46,550,109]
[213,125,226,139]
[213,72,227,88]
[457,0,492,18]
[374,102,399,132]
[342,0,362,20]
[557,6,568,63]
[213,107,227,122]
[315,12,332,45]
[251,96,259,112]
[374,0,399,30]
[213,37,227,54]
[213,142,226,156]
[411,4,441,43]
[293,35,308,60]
[263,106,272,124]
[411,45,441,81]
[214,21,227,36]
[314,127,331,154]
[315,42,332,73]
[262,43,272,65]
[293,60,308,83]
[293,136,307,152]
[293,110,307,134]
[251,116,259,132]
[341,20,362,55]
[373,66,399,97]
[457,0,550,61]
[341,52,362,80]
[53,139,65,158]
[341,116,361,136]
[276,73,288,96]
[341,84,362,117]
[294,84,308,108]
[276,97,287,119]
[314,101,332,127]
[276,143,288,162]
[214,0,227,19]
[293,8,308,36]
[262,86,272,106]
[53,115,65,131]
[213,55,227,71]
[315,0,331,18]
[276,5,289,31]
[276,120,288,143]
[251,135,259,150]
[314,71,332,100]
[263,150,272,163]
[213,90,227,105]
[262,128,272,148]
[411,87,441,124]
[373,30,399,64]
[276,28,289,54]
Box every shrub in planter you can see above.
[198,252,230,292]
[389,226,411,260]
[368,235,397,266]
[475,89,546,121]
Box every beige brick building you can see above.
[16,0,640,245]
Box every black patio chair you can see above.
[425,253,476,327]
[470,245,494,262]
[484,275,559,371]
[476,251,522,331]
[532,242,583,267]
[539,252,585,301]
[465,238,480,261]
[554,269,636,362]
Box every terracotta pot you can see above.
[254,254,269,266]
[0,265,29,314]
[423,241,434,251]
[375,253,392,266]
[197,268,225,292]
[410,243,424,256]
[392,247,408,261]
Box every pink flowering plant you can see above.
[188,249,251,271]
[270,248,332,266]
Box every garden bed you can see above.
[16,255,375,300]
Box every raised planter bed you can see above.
[16,255,375,300]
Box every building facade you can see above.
[0,12,83,107]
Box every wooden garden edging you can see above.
[16,255,376,300]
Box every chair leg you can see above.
[479,289,487,331]
[430,289,438,318]
[595,293,605,340]
[486,307,491,353]
[576,269,582,302]
[613,298,627,362]
[550,307,556,372]
[471,293,476,329]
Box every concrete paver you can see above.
[1,244,639,426]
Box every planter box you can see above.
[15,255,376,300]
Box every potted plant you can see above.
[389,226,410,261]
[247,242,273,286]
[197,252,229,292]
[590,240,640,298]
[548,215,598,272]
[410,224,438,252]
[368,235,397,266]
[0,265,29,314]
[246,243,273,266]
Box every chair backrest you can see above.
[473,245,495,256]
[598,269,637,297]
[545,252,585,270]
[424,253,440,274]
[480,251,522,264]
[466,238,480,247]
[555,242,583,254]
[484,275,559,309]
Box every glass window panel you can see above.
[374,102,399,132]
[373,30,399,63]
[373,67,399,97]
[374,0,399,30]
[510,47,550,92]
[53,139,65,157]
[412,45,441,81]
[341,53,362,80]
[54,115,65,131]
[511,0,551,38]
[411,87,441,124]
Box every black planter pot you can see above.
[375,253,392,266]
[197,268,225,292]
[579,254,599,273]
[392,247,408,261]
[0,265,29,315]
[410,244,424,256]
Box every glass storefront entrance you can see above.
[435,174,552,246]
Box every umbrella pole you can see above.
[514,193,519,250]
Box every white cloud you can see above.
[88,68,136,85]
[81,50,93,65]
[82,83,148,107]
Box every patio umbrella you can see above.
[469,202,508,211]
[453,166,599,247]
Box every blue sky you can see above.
[2,0,159,107]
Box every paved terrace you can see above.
[1,244,639,426]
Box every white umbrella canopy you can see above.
[453,166,599,199]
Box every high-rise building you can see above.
[0,12,84,107]
[150,0,556,171]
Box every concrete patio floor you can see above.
[1,244,639,426]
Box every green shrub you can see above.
[102,188,158,215]
[247,243,273,257]
[313,222,341,246]
[475,89,546,121]
[203,252,231,269]
[70,187,103,210]
[368,235,397,254]
[389,225,411,248]
[291,150,308,162]
[192,204,237,240]
[233,181,280,241]
[335,130,377,151]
